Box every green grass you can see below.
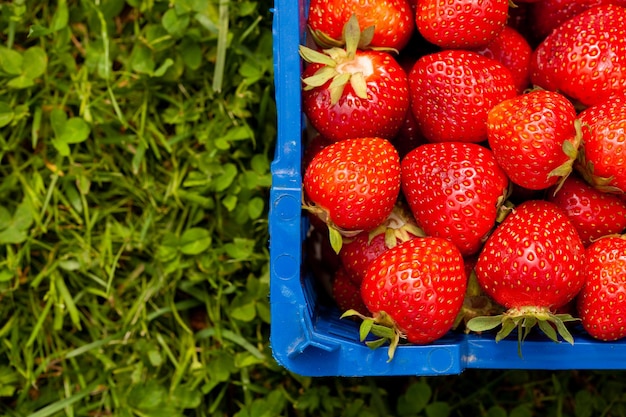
[2,1,626,416]
[0,1,275,415]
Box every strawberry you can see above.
[307,0,415,51]
[487,90,581,191]
[345,237,466,360]
[529,4,626,107]
[340,231,393,285]
[577,235,626,341]
[415,0,509,49]
[300,17,410,143]
[408,50,516,143]
[576,93,626,193]
[303,137,401,251]
[339,203,423,285]
[401,142,510,256]
[332,266,370,316]
[473,26,532,94]
[546,175,626,246]
[529,0,626,42]
[467,200,585,348]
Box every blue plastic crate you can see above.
[268,0,626,377]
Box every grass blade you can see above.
[28,379,105,417]
[213,0,230,92]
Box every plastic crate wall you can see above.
[268,0,626,377]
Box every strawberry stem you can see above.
[495,199,515,224]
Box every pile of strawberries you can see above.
[300,0,626,360]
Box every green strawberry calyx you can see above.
[574,122,625,194]
[576,157,622,194]
[366,203,425,249]
[341,309,404,362]
[302,201,363,253]
[466,306,580,357]
[303,202,424,255]
[308,14,375,50]
[548,118,584,195]
[307,13,399,52]
[299,15,395,105]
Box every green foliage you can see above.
[2,1,626,416]
[0,0,275,415]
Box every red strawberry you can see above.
[307,0,415,51]
[467,200,585,346]
[474,26,532,94]
[576,93,626,193]
[408,50,516,143]
[529,4,626,107]
[339,203,423,285]
[547,175,626,246]
[487,90,581,190]
[300,17,410,143]
[577,235,626,341]
[332,266,370,316]
[345,237,466,360]
[415,0,509,49]
[303,137,401,250]
[401,142,510,256]
[530,0,626,42]
[341,232,395,285]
